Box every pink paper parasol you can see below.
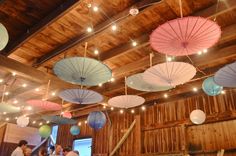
[150,16,221,56]
[26,100,61,111]
[143,62,196,87]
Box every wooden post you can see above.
[134,115,141,156]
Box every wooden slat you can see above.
[1,0,81,56]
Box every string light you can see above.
[110,77,115,82]
[87,27,93,33]
[78,122,82,126]
[132,41,137,47]
[120,109,124,114]
[3,112,7,115]
[35,88,40,92]
[23,114,27,117]
[131,109,135,114]
[221,90,226,94]
[111,24,117,31]
[87,3,92,8]
[26,106,32,111]
[39,122,42,126]
[51,92,56,96]
[12,72,16,76]
[103,105,106,109]
[84,120,87,124]
[98,83,103,87]
[4,92,9,96]
[141,106,146,111]
[198,51,202,55]
[0,79,3,83]
[94,49,99,55]
[32,121,36,124]
[22,83,27,88]
[93,6,99,12]
[13,100,18,104]
[203,49,208,53]
[46,121,50,124]
[15,117,18,120]
[166,57,172,62]
[111,107,114,111]
[5,118,9,121]
[193,87,198,92]
[164,93,168,98]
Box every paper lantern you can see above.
[0,102,20,113]
[70,125,80,136]
[87,111,106,130]
[108,95,145,108]
[190,109,206,125]
[39,125,51,138]
[126,73,172,92]
[63,112,72,119]
[59,88,103,104]
[42,115,77,125]
[150,16,221,56]
[27,100,61,111]
[202,77,223,96]
[143,62,196,87]
[17,116,29,127]
[53,57,112,86]
[0,23,9,50]
[214,62,236,87]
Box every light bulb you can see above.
[141,106,146,111]
[6,118,9,121]
[198,51,202,55]
[39,122,42,126]
[51,92,56,96]
[193,87,198,92]
[46,121,50,124]
[111,107,114,110]
[110,77,115,82]
[111,25,117,31]
[203,49,208,53]
[93,6,98,12]
[4,92,9,95]
[103,105,106,109]
[85,120,87,124]
[3,112,7,115]
[35,88,40,92]
[78,122,81,126]
[13,100,18,104]
[32,121,36,124]
[87,27,93,33]
[98,83,102,87]
[132,41,137,47]
[94,49,99,55]
[120,109,124,114]
[22,83,27,88]
[0,79,3,83]
[12,72,16,76]
[164,93,168,98]
[166,57,172,62]
[221,90,225,94]
[131,109,135,113]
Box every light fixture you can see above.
[5,118,9,121]
[12,72,16,76]
[26,106,32,111]
[22,83,27,88]
[203,49,208,53]
[141,106,146,111]
[197,51,202,55]
[32,121,36,124]
[110,77,115,82]
[111,107,114,110]
[87,27,93,33]
[39,122,42,126]
[94,49,99,55]
[35,88,40,92]
[4,92,9,96]
[46,121,50,124]
[98,83,103,87]
[164,93,168,98]
[111,24,117,31]
[166,57,172,62]
[13,100,18,104]
[221,90,225,94]
[78,122,82,126]
[193,87,198,92]
[132,41,137,47]
[15,117,18,120]
[0,79,3,83]
[23,114,27,117]
[3,112,7,115]
[129,8,139,16]
[131,109,135,113]
[120,109,124,114]
[93,6,98,12]
[103,105,106,109]
[84,120,87,124]
[87,3,92,8]
[51,92,56,96]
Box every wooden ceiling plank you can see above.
[1,0,81,56]
[100,0,236,63]
[33,0,162,67]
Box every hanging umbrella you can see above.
[214,62,236,87]
[126,73,172,92]
[42,115,77,125]
[0,23,9,50]
[53,57,112,86]
[0,102,20,113]
[150,16,221,56]
[143,62,196,87]
[59,88,103,104]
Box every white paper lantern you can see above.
[0,23,9,50]
[17,116,29,127]
[190,109,206,125]
[129,8,139,16]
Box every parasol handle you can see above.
[149,53,154,67]
[44,80,51,100]
[1,85,6,103]
[179,0,183,18]
[125,77,127,95]
[84,42,88,57]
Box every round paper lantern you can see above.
[39,125,51,138]
[0,23,9,50]
[63,111,72,119]
[70,125,80,136]
[202,77,223,96]
[190,109,206,124]
[87,111,106,130]
[17,116,29,127]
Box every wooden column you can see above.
[134,115,141,156]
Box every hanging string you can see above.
[125,77,127,95]
[60,99,64,117]
[84,42,88,57]
[214,0,220,21]
[179,0,183,18]
[149,53,153,67]
[186,55,206,75]
[1,85,6,103]
[44,80,51,101]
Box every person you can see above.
[73,151,79,156]
[63,147,78,156]
[38,147,47,156]
[24,147,32,156]
[11,140,28,156]
[49,146,55,156]
[52,144,63,156]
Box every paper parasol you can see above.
[108,95,145,108]
[53,57,112,86]
[42,115,77,125]
[126,73,172,92]
[59,88,103,104]
[26,100,61,111]
[150,16,221,56]
[214,62,236,87]
[143,62,196,87]
[0,102,20,113]
[0,23,9,50]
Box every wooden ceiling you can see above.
[0,0,236,122]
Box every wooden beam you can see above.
[1,0,81,56]
[33,0,161,66]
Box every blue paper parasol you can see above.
[59,88,103,104]
[53,57,112,86]
[42,115,77,125]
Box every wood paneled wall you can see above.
[56,90,236,155]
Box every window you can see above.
[51,125,58,143]
[73,138,92,156]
